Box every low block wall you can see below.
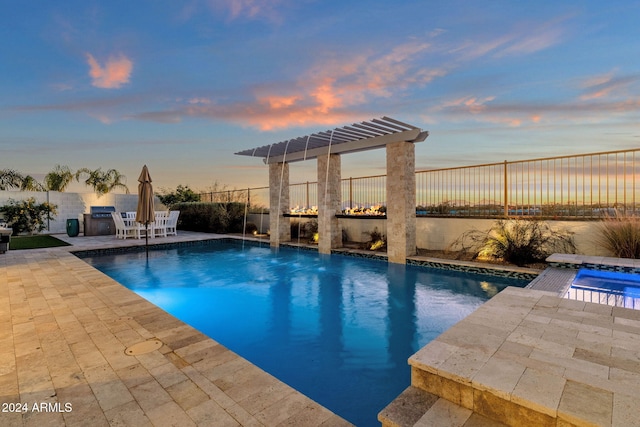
[414,217,606,256]
[0,191,165,235]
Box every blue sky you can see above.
[2,0,640,193]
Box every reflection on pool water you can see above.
[82,241,527,427]
[567,268,640,310]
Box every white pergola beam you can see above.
[263,128,423,164]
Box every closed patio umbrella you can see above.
[136,165,154,258]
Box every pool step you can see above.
[378,386,506,427]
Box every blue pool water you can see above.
[82,241,527,426]
[569,268,640,309]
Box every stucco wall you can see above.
[0,191,164,234]
[414,217,606,256]
[248,213,608,256]
[339,218,387,243]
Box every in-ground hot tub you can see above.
[567,268,640,309]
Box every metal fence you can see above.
[290,181,317,211]
[200,148,640,218]
[416,148,640,218]
[197,186,269,210]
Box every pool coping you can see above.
[547,253,640,274]
[278,240,542,281]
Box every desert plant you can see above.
[304,219,318,237]
[0,198,58,235]
[596,215,640,258]
[362,228,387,251]
[450,219,576,266]
[244,222,258,235]
[201,181,248,203]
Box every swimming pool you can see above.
[567,268,640,309]
[82,240,527,426]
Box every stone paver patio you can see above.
[0,232,352,426]
[4,232,640,426]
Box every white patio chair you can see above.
[126,211,152,239]
[124,212,136,226]
[153,211,168,238]
[111,212,137,239]
[166,210,179,236]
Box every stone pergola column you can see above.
[317,154,342,254]
[386,141,416,263]
[269,162,290,247]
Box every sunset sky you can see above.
[2,0,639,194]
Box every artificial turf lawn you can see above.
[8,235,71,250]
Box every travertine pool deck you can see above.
[380,285,640,427]
[5,233,639,427]
[0,232,352,427]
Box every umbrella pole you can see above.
[145,223,149,258]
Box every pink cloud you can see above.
[434,95,536,127]
[578,72,640,101]
[86,53,133,89]
[152,40,444,131]
[264,95,299,109]
[234,41,443,130]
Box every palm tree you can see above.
[0,169,25,190]
[75,167,130,196]
[0,169,44,191]
[45,165,74,192]
[20,175,45,191]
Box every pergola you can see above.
[235,117,429,264]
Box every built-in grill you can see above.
[84,206,116,236]
[90,206,116,218]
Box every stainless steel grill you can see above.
[90,206,116,218]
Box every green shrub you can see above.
[0,197,58,235]
[158,184,200,208]
[173,202,246,233]
[450,219,576,266]
[596,215,640,258]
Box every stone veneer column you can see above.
[317,154,342,254]
[386,141,416,264]
[269,162,290,247]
